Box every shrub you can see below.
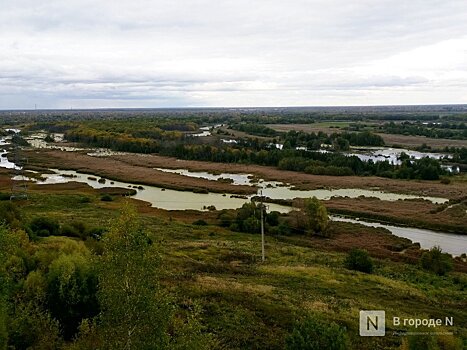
[193,219,208,226]
[266,211,280,226]
[0,192,10,201]
[88,227,106,240]
[420,246,453,276]
[344,249,373,273]
[61,224,81,238]
[0,202,22,227]
[44,134,54,142]
[269,221,291,235]
[72,221,86,233]
[100,194,113,202]
[285,315,348,350]
[61,222,87,238]
[29,217,60,237]
[403,328,463,350]
[440,177,451,185]
[78,196,91,203]
[218,211,234,227]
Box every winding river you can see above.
[331,216,466,256]
[1,134,465,256]
[31,169,465,256]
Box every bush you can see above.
[88,227,106,240]
[285,315,348,350]
[61,221,87,238]
[344,249,373,273]
[0,202,22,227]
[440,177,451,185]
[44,134,54,142]
[78,196,91,203]
[29,217,60,237]
[61,224,81,238]
[266,211,280,226]
[218,211,234,227]
[0,192,10,201]
[100,194,113,202]
[193,219,208,226]
[420,246,453,276]
[403,328,463,350]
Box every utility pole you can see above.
[260,190,265,262]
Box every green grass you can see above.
[312,121,352,128]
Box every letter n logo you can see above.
[360,310,385,336]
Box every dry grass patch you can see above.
[196,275,275,295]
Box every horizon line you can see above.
[1,102,467,112]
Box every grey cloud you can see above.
[0,0,466,108]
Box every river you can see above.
[1,133,465,255]
[331,216,466,256]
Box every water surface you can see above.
[331,216,466,256]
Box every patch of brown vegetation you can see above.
[277,221,419,262]
[377,133,467,148]
[278,221,467,273]
[267,123,345,135]
[24,150,256,195]
[109,153,466,200]
[324,197,467,233]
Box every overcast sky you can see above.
[1,0,467,109]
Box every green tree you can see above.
[0,226,30,349]
[46,253,99,339]
[0,226,10,350]
[8,302,62,350]
[98,204,172,350]
[303,197,329,235]
[420,246,453,276]
[332,137,350,151]
[0,202,22,228]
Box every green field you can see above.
[1,187,465,349]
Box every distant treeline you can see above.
[230,123,385,149]
[3,105,467,125]
[380,121,467,140]
[64,126,446,180]
[24,117,450,180]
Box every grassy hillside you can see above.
[1,185,465,349]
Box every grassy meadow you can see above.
[3,184,465,349]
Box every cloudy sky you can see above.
[1,0,467,109]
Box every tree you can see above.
[303,197,329,235]
[420,246,453,276]
[8,302,62,350]
[0,226,30,349]
[46,253,99,339]
[0,226,10,350]
[97,204,172,350]
[332,137,350,151]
